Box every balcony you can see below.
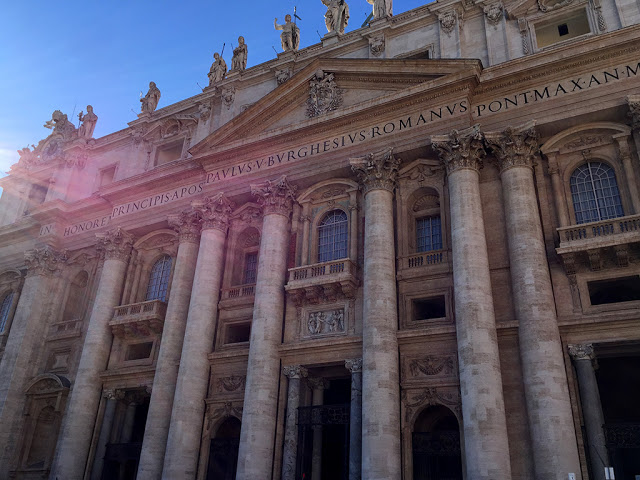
[396,249,450,280]
[110,300,166,338]
[219,283,256,309]
[286,259,359,305]
[556,214,640,272]
[47,318,83,340]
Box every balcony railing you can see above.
[110,299,166,338]
[221,283,256,300]
[400,249,446,269]
[557,213,640,250]
[47,318,83,340]
[286,259,359,304]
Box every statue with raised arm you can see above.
[78,105,98,139]
[322,0,349,34]
[208,52,227,85]
[366,0,392,19]
[140,82,161,113]
[231,36,248,71]
[274,15,300,52]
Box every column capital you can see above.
[627,94,640,130]
[345,358,363,373]
[251,175,298,217]
[432,125,486,175]
[168,209,202,243]
[568,343,595,361]
[192,193,235,232]
[307,377,330,390]
[350,148,400,194]
[104,388,125,401]
[485,121,539,173]
[97,227,135,262]
[24,246,68,277]
[283,365,308,379]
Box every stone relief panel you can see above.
[214,374,247,396]
[401,386,462,425]
[402,354,457,382]
[299,302,352,339]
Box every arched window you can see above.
[145,255,172,302]
[570,162,624,224]
[317,210,348,263]
[0,291,14,333]
[416,216,442,253]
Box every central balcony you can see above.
[286,258,359,305]
[109,300,166,338]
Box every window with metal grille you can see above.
[570,162,624,224]
[317,210,348,263]
[145,255,172,302]
[0,291,14,333]
[243,252,258,284]
[416,216,442,252]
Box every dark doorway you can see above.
[412,405,463,480]
[597,355,640,479]
[206,416,241,480]
[297,378,351,480]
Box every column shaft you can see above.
[90,393,120,480]
[547,152,570,227]
[53,229,133,480]
[346,359,362,480]
[237,176,297,478]
[281,366,307,480]
[310,380,326,480]
[137,215,200,479]
[570,344,608,480]
[162,223,229,477]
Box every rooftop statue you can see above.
[367,0,392,19]
[15,110,78,169]
[78,105,98,139]
[208,52,228,86]
[231,36,248,71]
[322,0,349,35]
[43,110,77,140]
[274,15,300,52]
[141,82,161,113]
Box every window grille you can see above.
[145,255,172,302]
[317,210,348,263]
[570,162,624,224]
[0,292,14,333]
[244,252,258,284]
[416,216,443,252]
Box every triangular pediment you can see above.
[189,57,482,157]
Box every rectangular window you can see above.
[535,8,591,48]
[413,296,446,321]
[243,253,258,284]
[588,276,640,305]
[154,139,184,166]
[225,323,251,344]
[125,342,153,361]
[416,216,443,253]
[99,165,116,187]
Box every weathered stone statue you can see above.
[322,0,349,34]
[367,0,392,19]
[208,53,227,85]
[141,82,161,113]
[231,36,248,71]
[274,15,300,52]
[78,105,98,139]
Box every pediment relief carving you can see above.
[540,123,630,155]
[135,231,178,251]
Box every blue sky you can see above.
[0,0,430,176]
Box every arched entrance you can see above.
[412,405,463,480]
[206,416,241,480]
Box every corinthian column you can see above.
[53,228,134,480]
[137,210,202,479]
[432,126,512,480]
[236,176,297,478]
[626,95,640,156]
[486,123,581,480]
[162,194,235,478]
[281,365,308,480]
[568,344,608,480]
[0,246,67,475]
[350,149,401,480]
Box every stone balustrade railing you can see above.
[399,250,446,269]
[289,259,356,282]
[557,213,640,251]
[286,259,359,304]
[221,283,256,300]
[110,299,166,338]
[47,318,83,340]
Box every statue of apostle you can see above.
[366,0,392,19]
[140,82,161,113]
[208,52,227,86]
[322,0,349,35]
[274,15,300,52]
[231,36,248,71]
[78,105,98,139]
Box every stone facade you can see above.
[1,0,640,479]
